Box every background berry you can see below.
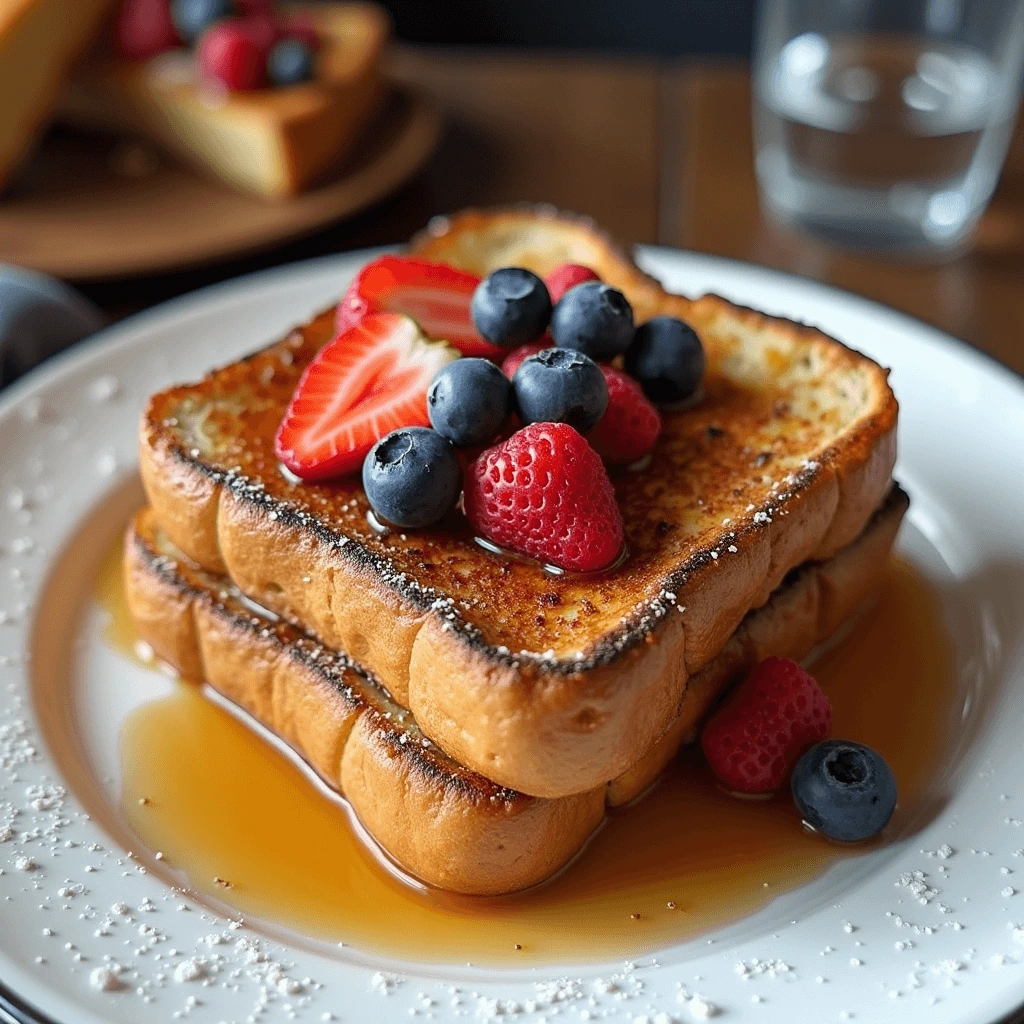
[267,38,314,85]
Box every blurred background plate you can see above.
[0,85,439,281]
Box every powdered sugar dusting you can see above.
[0,242,1023,1024]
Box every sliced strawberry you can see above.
[275,313,458,481]
[337,256,503,360]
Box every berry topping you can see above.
[197,19,269,91]
[471,268,552,348]
[170,0,233,44]
[280,13,320,50]
[463,422,624,573]
[500,339,552,379]
[114,0,181,61]
[239,11,281,50]
[625,315,705,405]
[701,657,832,795]
[588,366,661,464]
[337,257,501,359]
[362,427,462,529]
[791,741,897,843]
[513,348,608,435]
[275,312,458,481]
[267,38,314,85]
[545,263,600,304]
[428,358,512,448]
[549,281,634,361]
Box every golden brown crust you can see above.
[124,491,905,893]
[139,206,899,797]
[607,485,907,805]
[340,710,606,895]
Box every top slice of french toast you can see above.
[140,206,898,798]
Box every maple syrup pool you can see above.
[31,477,975,967]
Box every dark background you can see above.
[378,0,758,56]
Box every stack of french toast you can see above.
[124,207,903,895]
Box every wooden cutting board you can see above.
[0,86,440,280]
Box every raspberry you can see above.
[280,13,321,50]
[588,366,661,464]
[197,20,269,91]
[545,264,600,304]
[239,12,280,51]
[114,0,181,61]
[701,657,832,794]
[463,422,624,572]
[500,337,553,379]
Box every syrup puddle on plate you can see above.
[103,539,958,965]
[33,482,962,967]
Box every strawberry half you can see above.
[275,313,458,481]
[336,256,503,360]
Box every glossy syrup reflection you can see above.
[101,545,958,966]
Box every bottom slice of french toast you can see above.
[124,486,907,895]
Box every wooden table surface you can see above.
[78,46,1024,382]
[60,47,1024,1024]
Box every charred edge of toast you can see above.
[158,422,872,677]
[130,527,529,808]
[131,481,907,812]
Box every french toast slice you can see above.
[125,489,907,894]
[139,206,898,798]
[60,3,388,198]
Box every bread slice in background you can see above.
[139,206,898,798]
[60,3,389,198]
[0,0,117,190]
[124,487,907,895]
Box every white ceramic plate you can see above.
[2,247,1024,1024]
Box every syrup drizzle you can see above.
[95,538,961,966]
[368,506,630,579]
[471,534,631,578]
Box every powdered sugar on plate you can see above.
[1,243,1024,1024]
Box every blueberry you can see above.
[267,38,315,87]
[549,281,634,361]
[625,315,705,405]
[362,427,462,529]
[171,0,234,44]
[512,348,608,434]
[470,268,551,348]
[791,740,897,843]
[0,266,103,387]
[427,358,511,448]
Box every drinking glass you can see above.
[753,0,1024,255]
